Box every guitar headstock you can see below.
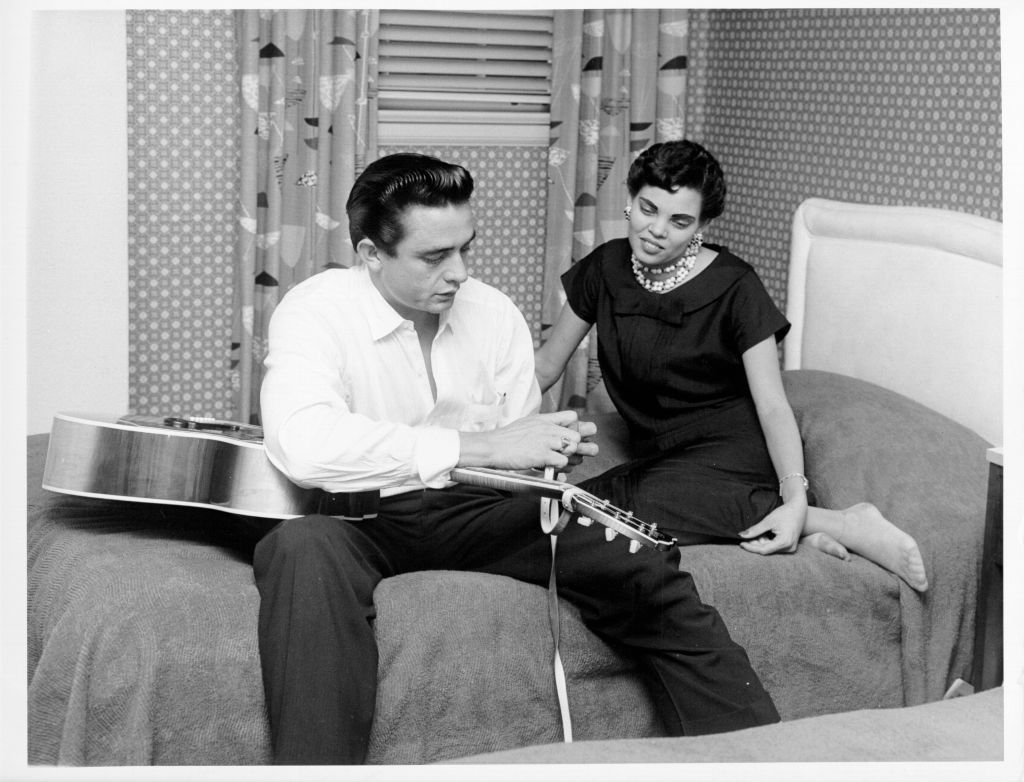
[562,488,677,553]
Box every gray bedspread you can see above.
[27,370,992,765]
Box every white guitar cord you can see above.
[548,535,573,742]
[542,469,574,743]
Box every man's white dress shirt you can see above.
[260,265,541,497]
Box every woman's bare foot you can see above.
[801,531,850,561]
[838,503,929,592]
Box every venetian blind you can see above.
[377,9,554,124]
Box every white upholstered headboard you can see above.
[784,198,1002,445]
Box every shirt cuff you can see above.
[413,426,461,488]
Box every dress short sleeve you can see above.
[727,270,791,355]
[560,241,619,323]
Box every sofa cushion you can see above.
[368,571,663,763]
[455,686,1004,763]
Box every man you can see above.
[256,152,780,764]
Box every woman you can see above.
[536,140,928,592]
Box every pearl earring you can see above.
[624,205,632,222]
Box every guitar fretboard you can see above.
[450,467,566,501]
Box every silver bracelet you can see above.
[778,472,809,495]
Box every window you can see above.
[376,10,553,145]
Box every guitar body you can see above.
[43,413,328,519]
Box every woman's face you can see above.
[627,185,705,268]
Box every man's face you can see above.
[369,202,475,322]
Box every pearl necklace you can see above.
[631,234,703,293]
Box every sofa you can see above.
[25,368,995,764]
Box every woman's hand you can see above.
[738,501,807,555]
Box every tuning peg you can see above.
[576,515,594,527]
[605,528,618,542]
[628,540,642,554]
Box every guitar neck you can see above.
[449,467,567,501]
[45,414,677,552]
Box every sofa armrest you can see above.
[782,370,989,554]
[783,369,989,701]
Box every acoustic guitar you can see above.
[42,413,677,553]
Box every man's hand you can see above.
[458,410,598,472]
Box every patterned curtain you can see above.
[231,10,379,423]
[542,9,690,410]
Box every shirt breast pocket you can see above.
[427,391,506,432]
[462,392,506,432]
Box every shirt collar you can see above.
[357,264,456,341]
[606,241,750,316]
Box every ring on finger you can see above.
[559,436,572,453]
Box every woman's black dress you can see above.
[563,238,794,544]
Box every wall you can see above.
[121,8,1004,417]
[125,10,238,419]
[25,11,129,434]
[123,10,550,418]
[687,8,1002,309]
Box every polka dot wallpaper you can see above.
[125,9,1002,416]
[126,10,238,417]
[685,8,1002,308]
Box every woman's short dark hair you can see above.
[626,140,726,223]
[346,153,474,254]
